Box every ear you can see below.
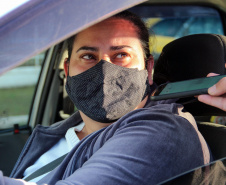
[146,55,154,85]
[64,58,69,76]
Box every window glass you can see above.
[151,18,188,37]
[130,6,224,59]
[184,17,223,35]
[0,52,45,130]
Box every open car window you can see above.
[45,5,225,127]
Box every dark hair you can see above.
[67,11,151,61]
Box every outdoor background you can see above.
[0,53,45,129]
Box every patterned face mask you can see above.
[66,60,150,123]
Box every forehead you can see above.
[86,18,137,34]
[73,18,139,45]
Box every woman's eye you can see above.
[82,54,96,60]
[116,53,128,59]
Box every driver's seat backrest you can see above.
[153,34,226,160]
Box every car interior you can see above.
[0,0,226,183]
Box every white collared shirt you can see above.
[23,122,85,182]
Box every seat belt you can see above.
[24,153,68,181]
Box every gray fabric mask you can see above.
[65,60,150,123]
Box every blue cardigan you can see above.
[8,100,212,185]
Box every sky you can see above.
[0,0,30,18]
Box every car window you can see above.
[184,17,223,35]
[130,6,224,59]
[0,52,45,130]
[151,18,188,37]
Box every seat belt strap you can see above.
[24,153,68,181]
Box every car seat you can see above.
[153,33,226,116]
[153,34,226,160]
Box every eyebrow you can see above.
[110,45,132,50]
[76,46,98,53]
[76,45,132,53]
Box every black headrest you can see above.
[153,34,226,85]
[153,34,226,116]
